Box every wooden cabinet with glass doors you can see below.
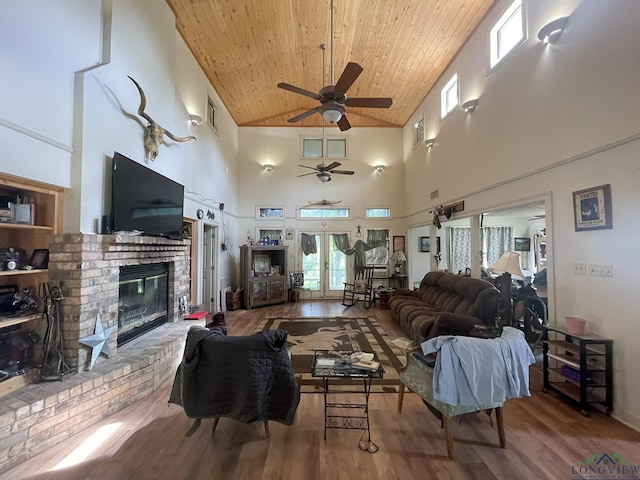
[240,245,288,309]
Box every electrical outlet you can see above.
[588,264,613,277]
[573,262,587,275]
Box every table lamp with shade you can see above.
[489,251,525,328]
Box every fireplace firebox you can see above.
[118,263,169,346]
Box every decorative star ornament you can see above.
[79,312,117,370]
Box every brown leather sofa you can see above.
[389,271,500,345]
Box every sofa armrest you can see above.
[427,312,481,339]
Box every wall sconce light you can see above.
[538,16,569,44]
[461,99,478,113]
[374,164,385,173]
[424,138,436,149]
[263,164,274,172]
[189,114,203,126]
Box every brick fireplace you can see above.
[0,234,196,474]
[48,233,190,370]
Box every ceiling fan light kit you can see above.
[277,0,392,131]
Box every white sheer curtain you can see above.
[483,227,513,266]
[450,227,471,274]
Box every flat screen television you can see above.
[111,152,184,239]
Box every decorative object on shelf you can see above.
[79,311,117,371]
[391,250,406,274]
[128,76,196,161]
[29,249,49,270]
[1,247,21,271]
[565,316,586,336]
[572,184,613,231]
[12,287,40,314]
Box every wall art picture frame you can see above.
[514,237,531,252]
[573,184,613,231]
[29,249,49,269]
[420,236,440,253]
[392,235,405,253]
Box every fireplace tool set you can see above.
[38,283,72,382]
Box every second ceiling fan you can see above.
[277,0,393,131]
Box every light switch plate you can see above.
[573,262,587,275]
[588,264,613,277]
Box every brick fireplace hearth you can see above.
[0,234,196,474]
[48,233,191,370]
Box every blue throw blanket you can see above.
[421,327,535,407]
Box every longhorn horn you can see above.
[163,129,196,143]
[127,75,155,125]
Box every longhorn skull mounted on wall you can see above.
[128,76,196,161]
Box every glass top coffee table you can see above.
[312,350,384,453]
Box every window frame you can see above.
[440,73,459,119]
[297,206,351,219]
[255,206,285,220]
[206,94,218,134]
[365,207,392,219]
[413,116,425,148]
[489,0,525,69]
[300,135,348,160]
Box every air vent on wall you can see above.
[430,189,439,199]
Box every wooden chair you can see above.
[398,352,506,459]
[342,266,375,308]
[289,272,312,303]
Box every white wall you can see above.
[0,0,239,307]
[236,127,405,277]
[402,0,640,428]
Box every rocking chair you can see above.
[342,266,375,308]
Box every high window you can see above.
[365,208,391,218]
[490,0,524,68]
[301,137,347,159]
[440,74,458,118]
[299,207,350,218]
[414,117,424,146]
[206,96,218,132]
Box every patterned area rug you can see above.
[257,316,405,393]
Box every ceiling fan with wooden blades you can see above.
[297,161,354,183]
[277,0,392,131]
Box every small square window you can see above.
[440,74,458,118]
[302,138,323,158]
[414,117,424,146]
[206,96,218,131]
[490,0,524,68]
[326,138,346,158]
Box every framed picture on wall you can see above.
[514,237,531,251]
[420,236,440,253]
[392,235,405,252]
[420,237,430,252]
[572,184,613,231]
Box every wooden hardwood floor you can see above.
[3,301,639,480]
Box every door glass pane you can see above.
[328,234,347,291]
[302,235,321,291]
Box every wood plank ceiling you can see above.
[166,0,496,129]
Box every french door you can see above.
[299,232,348,299]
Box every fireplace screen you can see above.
[118,263,169,346]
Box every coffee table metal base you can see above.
[321,376,379,453]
